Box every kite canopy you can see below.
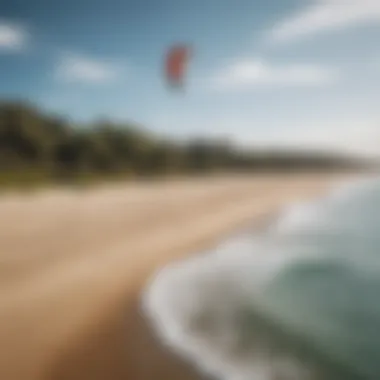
[164,44,192,89]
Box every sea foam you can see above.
[143,176,380,380]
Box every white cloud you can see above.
[269,0,380,43]
[211,59,337,90]
[56,53,123,84]
[0,22,28,51]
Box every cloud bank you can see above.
[211,59,337,90]
[269,0,380,43]
[56,53,123,84]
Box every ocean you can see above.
[142,176,380,380]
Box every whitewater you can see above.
[143,176,380,380]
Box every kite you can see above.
[164,44,192,90]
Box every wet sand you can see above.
[0,173,358,380]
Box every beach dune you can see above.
[0,174,354,380]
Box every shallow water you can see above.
[143,176,380,380]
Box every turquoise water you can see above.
[143,176,380,380]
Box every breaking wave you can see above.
[143,176,380,380]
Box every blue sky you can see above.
[1,0,380,155]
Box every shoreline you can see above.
[139,175,368,380]
[0,174,364,380]
[46,205,287,380]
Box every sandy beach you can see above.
[0,173,358,380]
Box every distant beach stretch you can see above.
[0,173,365,380]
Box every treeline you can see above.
[0,101,367,187]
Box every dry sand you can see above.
[0,173,359,380]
